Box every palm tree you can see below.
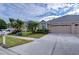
[15,19,24,32]
[9,18,24,33]
[9,18,15,28]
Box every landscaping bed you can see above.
[0,36,33,48]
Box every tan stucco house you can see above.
[47,15,79,34]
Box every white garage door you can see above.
[49,25,71,33]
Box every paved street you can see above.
[0,47,19,55]
[1,33,79,55]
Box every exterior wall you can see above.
[74,24,79,34]
[71,23,79,34]
[39,22,48,29]
[48,25,71,33]
[48,22,79,34]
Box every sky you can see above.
[0,3,79,22]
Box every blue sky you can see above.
[0,3,79,22]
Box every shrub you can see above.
[16,32,22,36]
[8,30,17,35]
[36,29,49,34]
[22,32,32,36]
[9,29,22,35]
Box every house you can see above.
[22,22,28,32]
[39,20,48,29]
[47,15,79,34]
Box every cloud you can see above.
[36,3,79,20]
[0,3,79,22]
[0,4,47,21]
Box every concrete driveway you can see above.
[9,34,56,55]
[52,34,79,55]
[5,33,79,55]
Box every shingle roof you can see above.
[47,15,79,25]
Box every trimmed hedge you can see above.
[36,29,49,34]
[22,32,32,36]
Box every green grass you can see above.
[26,34,46,38]
[0,36,33,48]
[9,32,47,38]
[21,32,46,38]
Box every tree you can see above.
[0,19,7,29]
[27,21,38,33]
[15,19,24,32]
[9,18,15,28]
[9,18,24,32]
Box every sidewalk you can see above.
[7,35,36,40]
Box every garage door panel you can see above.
[49,25,71,33]
[75,25,79,34]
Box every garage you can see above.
[47,15,79,34]
[48,25,71,33]
[74,24,79,34]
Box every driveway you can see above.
[52,34,79,55]
[3,33,79,55]
[9,34,57,55]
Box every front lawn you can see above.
[0,36,33,48]
[21,32,46,38]
[9,32,47,38]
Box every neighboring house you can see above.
[22,22,27,32]
[39,20,48,29]
[47,15,79,34]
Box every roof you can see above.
[40,20,46,24]
[47,15,79,25]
